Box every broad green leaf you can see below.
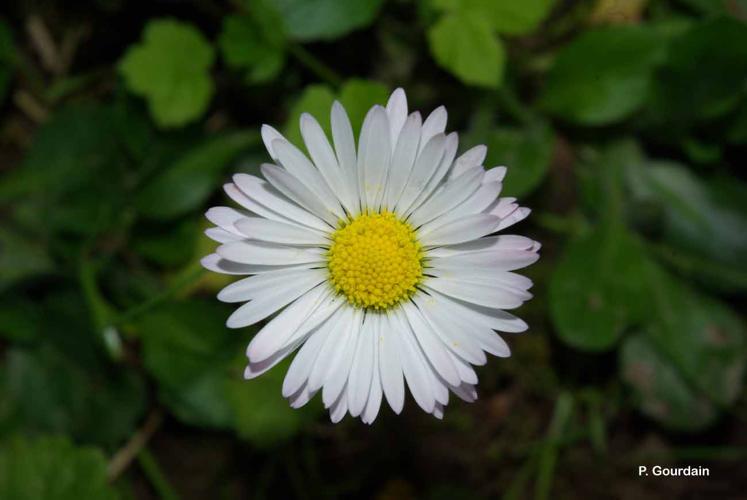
[647,18,747,131]
[1,345,146,447]
[0,104,138,236]
[135,131,259,220]
[0,20,14,103]
[625,160,747,291]
[218,12,285,84]
[540,26,666,125]
[137,300,242,429]
[0,227,53,292]
[436,0,556,35]
[549,227,651,351]
[620,334,718,431]
[484,123,554,197]
[228,358,322,448]
[269,0,384,41]
[119,19,215,127]
[643,265,746,407]
[428,12,505,88]
[339,79,389,137]
[0,435,118,500]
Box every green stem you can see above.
[113,263,205,327]
[496,85,536,126]
[137,448,180,500]
[535,392,574,500]
[288,44,343,87]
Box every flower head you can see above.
[202,89,540,423]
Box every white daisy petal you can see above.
[301,113,356,215]
[205,207,246,235]
[448,351,478,385]
[232,175,329,232]
[261,124,284,161]
[395,133,446,214]
[407,132,459,214]
[402,302,461,386]
[307,307,351,391]
[216,240,324,266]
[282,315,334,397]
[226,273,326,329]
[429,248,540,272]
[322,309,364,408]
[393,308,436,414]
[245,285,335,361]
[217,268,322,303]
[329,389,349,423]
[419,106,447,154]
[272,140,345,219]
[419,214,500,246]
[261,163,338,226]
[451,382,478,403]
[496,206,532,231]
[424,278,525,310]
[234,217,327,246]
[205,227,242,243]
[484,166,507,184]
[408,166,482,227]
[386,88,408,148]
[244,341,299,380]
[347,315,375,417]
[362,319,384,424]
[331,101,360,214]
[417,181,502,235]
[357,106,391,210]
[413,294,487,366]
[432,403,444,419]
[201,253,317,276]
[383,112,422,210]
[379,312,405,414]
[449,144,487,180]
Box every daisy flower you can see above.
[202,88,540,424]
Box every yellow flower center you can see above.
[327,211,423,310]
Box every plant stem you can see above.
[113,263,205,327]
[108,410,164,481]
[288,44,343,87]
[138,448,180,500]
[535,392,574,500]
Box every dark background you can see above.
[0,0,746,499]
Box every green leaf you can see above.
[484,123,554,197]
[625,160,747,291]
[643,265,746,408]
[549,227,651,351]
[428,12,505,88]
[218,12,285,84]
[0,104,138,236]
[620,333,719,431]
[283,80,389,148]
[135,131,259,221]
[0,227,53,292]
[540,26,666,125]
[119,19,215,127]
[1,345,146,447]
[228,358,322,448]
[137,300,242,429]
[647,17,747,131]
[436,0,556,35]
[269,0,384,41]
[0,435,118,500]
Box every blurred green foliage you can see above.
[0,0,746,498]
